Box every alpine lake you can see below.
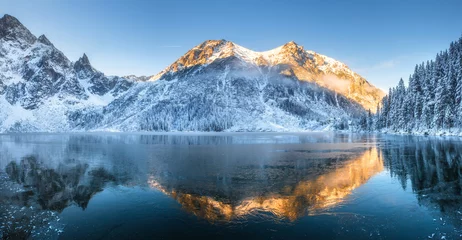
[0,133,461,239]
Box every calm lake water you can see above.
[0,133,461,239]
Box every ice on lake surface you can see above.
[0,133,461,239]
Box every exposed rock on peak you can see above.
[80,53,91,65]
[281,41,304,52]
[197,39,229,49]
[283,41,300,48]
[37,34,53,46]
[0,14,23,29]
[74,53,93,72]
[150,39,236,80]
[0,14,36,44]
[1,14,17,21]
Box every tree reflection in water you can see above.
[381,137,462,230]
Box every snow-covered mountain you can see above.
[80,40,382,132]
[0,14,384,132]
[151,40,384,111]
[0,14,134,132]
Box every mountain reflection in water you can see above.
[0,134,461,239]
[5,156,115,211]
[148,147,383,221]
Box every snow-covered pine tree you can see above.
[376,35,462,134]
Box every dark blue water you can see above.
[0,133,461,239]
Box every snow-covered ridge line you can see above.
[151,40,355,81]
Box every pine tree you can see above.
[433,52,447,129]
[454,37,462,126]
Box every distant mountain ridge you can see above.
[0,14,384,132]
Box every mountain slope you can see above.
[78,40,381,132]
[151,40,384,111]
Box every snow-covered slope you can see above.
[0,14,134,132]
[77,40,372,132]
[0,15,383,132]
[151,40,384,112]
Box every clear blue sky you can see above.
[1,0,462,91]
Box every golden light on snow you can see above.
[150,39,385,112]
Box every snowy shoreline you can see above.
[3,128,462,138]
[374,129,462,137]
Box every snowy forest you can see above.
[368,36,462,135]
